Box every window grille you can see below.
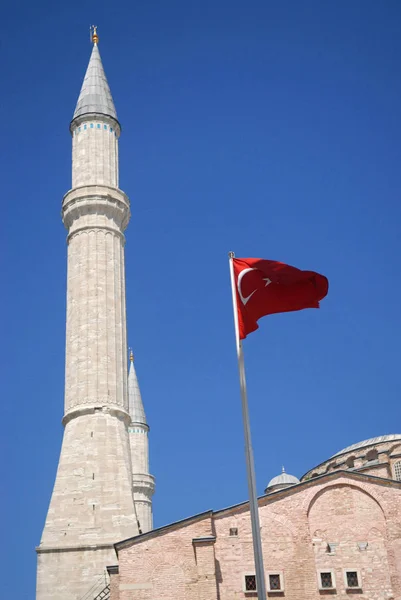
[229,527,238,536]
[394,460,401,481]
[268,574,281,591]
[244,575,257,592]
[320,572,333,588]
[346,571,359,588]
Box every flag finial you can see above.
[90,25,99,44]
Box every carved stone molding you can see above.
[62,404,131,427]
[62,185,130,234]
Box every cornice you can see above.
[37,542,115,554]
[192,536,216,545]
[107,565,119,575]
[62,185,130,233]
[62,405,131,427]
[132,476,156,496]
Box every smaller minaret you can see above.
[128,350,155,533]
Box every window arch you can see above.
[366,449,378,462]
[393,461,401,481]
[346,456,355,468]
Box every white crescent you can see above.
[237,268,272,306]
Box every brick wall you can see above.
[116,475,401,600]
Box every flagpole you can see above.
[228,251,267,600]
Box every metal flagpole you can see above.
[228,251,267,600]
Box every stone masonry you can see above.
[36,38,149,600]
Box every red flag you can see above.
[233,258,328,339]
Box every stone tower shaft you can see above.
[128,356,155,533]
[37,37,139,600]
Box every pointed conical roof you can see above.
[72,43,117,122]
[128,357,147,425]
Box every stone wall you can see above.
[62,185,130,416]
[40,412,138,548]
[129,424,154,533]
[113,474,401,600]
[37,547,115,600]
[72,116,119,188]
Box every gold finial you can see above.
[90,25,99,45]
[129,348,134,363]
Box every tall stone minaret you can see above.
[37,28,140,600]
[128,350,155,533]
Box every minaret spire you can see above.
[127,350,155,533]
[128,351,147,425]
[72,29,117,123]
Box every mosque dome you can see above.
[301,433,401,482]
[265,467,300,493]
[331,434,401,458]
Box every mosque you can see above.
[36,29,401,600]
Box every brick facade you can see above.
[113,472,401,600]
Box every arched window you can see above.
[366,449,378,462]
[393,461,401,481]
[346,456,355,468]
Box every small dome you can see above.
[265,467,299,493]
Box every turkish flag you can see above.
[233,258,328,339]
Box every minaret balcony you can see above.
[132,473,156,493]
[62,185,130,237]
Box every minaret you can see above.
[128,350,155,533]
[37,28,139,600]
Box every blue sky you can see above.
[2,1,401,597]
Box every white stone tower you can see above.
[36,28,148,600]
[128,350,155,533]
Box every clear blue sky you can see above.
[2,1,401,597]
